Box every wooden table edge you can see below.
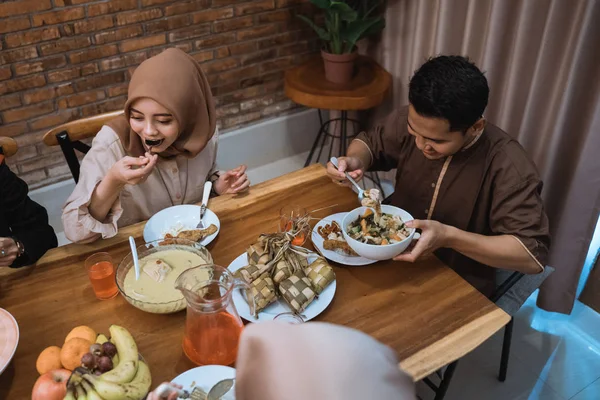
[399,307,511,381]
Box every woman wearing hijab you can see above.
[1,137,58,268]
[148,322,416,400]
[62,48,249,244]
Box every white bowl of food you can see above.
[144,205,220,246]
[341,205,415,261]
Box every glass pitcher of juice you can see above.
[175,264,255,366]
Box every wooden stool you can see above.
[285,56,392,190]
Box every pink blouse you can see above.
[62,126,218,243]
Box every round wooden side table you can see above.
[285,56,392,189]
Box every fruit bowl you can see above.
[116,238,213,314]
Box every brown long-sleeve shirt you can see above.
[356,107,550,296]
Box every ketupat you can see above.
[305,258,336,294]
[278,270,316,314]
[249,272,278,317]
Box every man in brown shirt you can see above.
[327,55,550,296]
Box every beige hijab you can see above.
[235,322,416,400]
[107,48,216,158]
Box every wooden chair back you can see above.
[42,110,123,182]
[0,137,18,158]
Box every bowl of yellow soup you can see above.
[116,238,213,314]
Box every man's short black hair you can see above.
[409,55,489,132]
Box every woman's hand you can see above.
[214,165,250,195]
[146,383,183,400]
[107,152,158,187]
[0,237,19,267]
[393,220,449,262]
[326,156,365,187]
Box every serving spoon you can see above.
[330,157,365,201]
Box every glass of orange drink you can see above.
[85,252,118,300]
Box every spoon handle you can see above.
[129,236,140,281]
[330,157,363,193]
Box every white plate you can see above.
[0,308,19,376]
[228,251,336,322]
[311,213,377,266]
[172,365,236,399]
[143,205,220,246]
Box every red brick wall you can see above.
[0,0,319,188]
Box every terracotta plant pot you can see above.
[321,49,358,84]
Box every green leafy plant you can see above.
[298,0,386,54]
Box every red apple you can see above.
[32,369,71,400]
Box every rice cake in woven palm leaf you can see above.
[272,258,293,285]
[235,241,272,284]
[249,272,277,317]
[278,270,316,314]
[305,257,335,294]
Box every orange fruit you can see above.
[35,346,63,375]
[64,326,96,344]
[60,338,91,371]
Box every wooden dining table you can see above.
[0,164,510,398]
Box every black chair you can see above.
[422,266,554,400]
[42,110,123,183]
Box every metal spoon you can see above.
[207,378,235,400]
[196,181,212,229]
[330,157,365,200]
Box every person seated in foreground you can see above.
[62,48,250,244]
[1,140,58,268]
[148,321,416,400]
[327,55,551,296]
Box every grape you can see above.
[89,343,103,357]
[101,342,117,358]
[80,353,96,370]
[96,356,114,373]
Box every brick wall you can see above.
[0,0,319,188]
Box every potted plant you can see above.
[298,0,386,84]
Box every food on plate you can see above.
[31,368,71,400]
[66,325,151,400]
[161,224,218,244]
[249,272,278,316]
[347,207,411,246]
[36,346,63,375]
[323,239,358,256]
[61,338,93,370]
[172,224,218,242]
[123,248,210,303]
[278,270,317,314]
[318,220,358,256]
[65,325,97,344]
[305,258,336,295]
[272,258,293,284]
[235,229,335,317]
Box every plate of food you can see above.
[0,308,19,375]
[171,365,236,400]
[143,205,220,246]
[228,233,336,322]
[312,212,377,266]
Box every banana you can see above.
[99,325,139,383]
[63,388,77,400]
[108,325,138,362]
[75,383,88,400]
[84,360,152,400]
[96,334,109,344]
[81,379,104,400]
[112,353,120,368]
[99,359,138,384]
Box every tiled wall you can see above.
[0,0,319,188]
